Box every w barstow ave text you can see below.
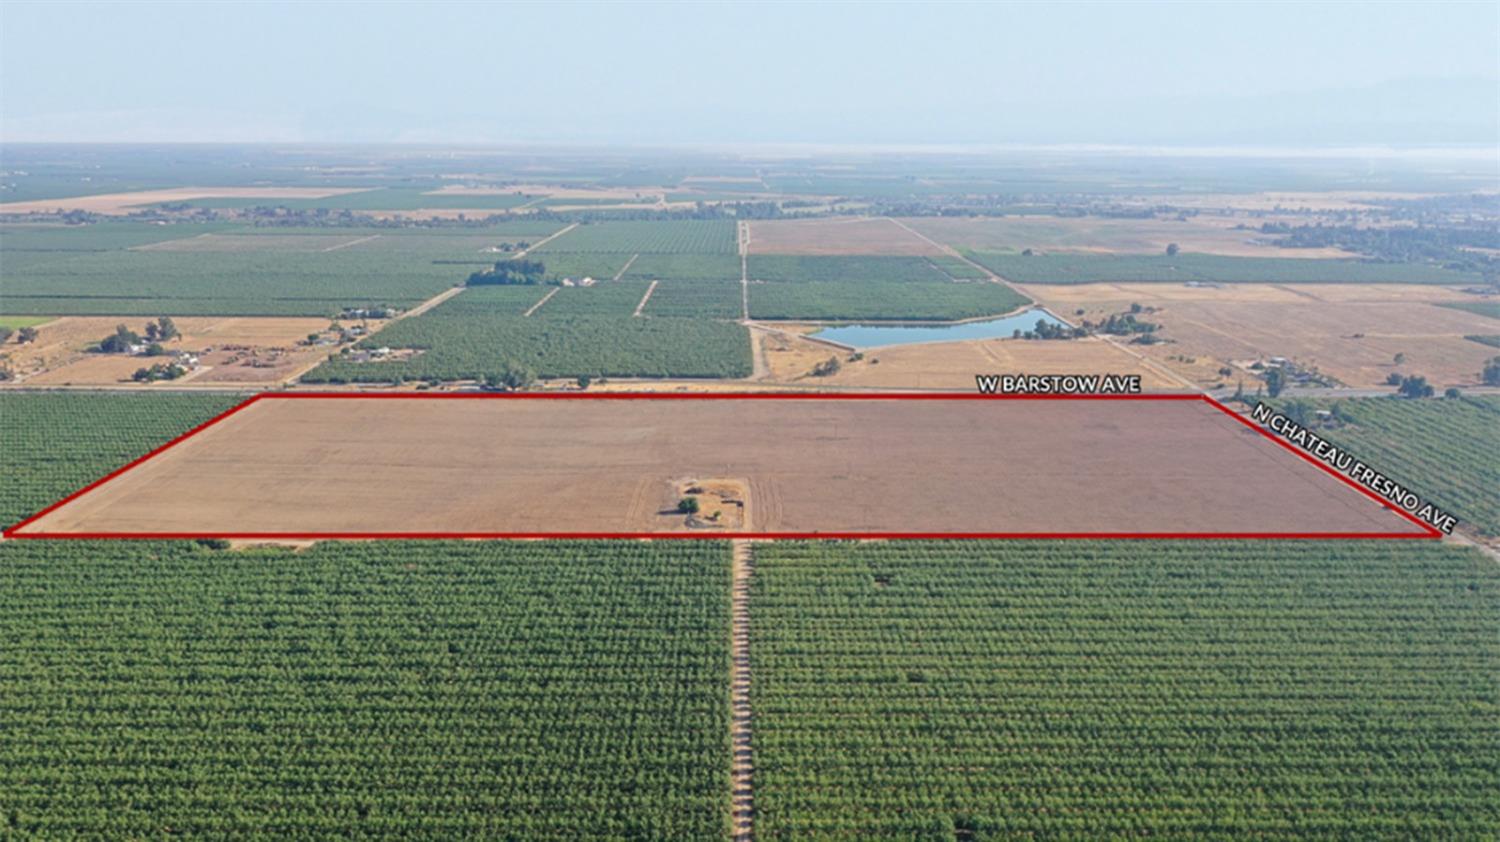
[976,373,1142,395]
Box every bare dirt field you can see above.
[900,216,1355,258]
[748,218,946,255]
[756,328,1187,391]
[1018,283,1500,388]
[1,316,344,386]
[0,187,373,215]
[12,395,1425,538]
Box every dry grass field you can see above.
[13,395,1424,538]
[900,216,1355,258]
[0,187,372,215]
[756,328,1186,390]
[1,316,345,386]
[1019,283,1500,387]
[748,218,946,255]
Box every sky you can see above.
[2,0,1497,147]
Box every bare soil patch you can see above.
[14,396,1423,537]
[0,187,372,215]
[758,329,1185,391]
[748,218,946,256]
[1018,283,1500,388]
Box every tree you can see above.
[144,343,167,357]
[1264,367,1286,398]
[576,375,592,390]
[1393,352,1406,366]
[17,326,39,344]
[97,324,142,354]
[1396,375,1434,399]
[485,362,536,391]
[156,316,180,341]
[811,356,842,377]
[0,326,12,344]
[1482,356,1500,386]
[1385,372,1403,386]
[1165,243,1180,256]
[677,497,700,515]
[1444,387,1462,399]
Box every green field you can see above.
[540,280,654,317]
[305,287,751,382]
[968,251,1485,284]
[752,540,1500,840]
[0,393,244,530]
[749,279,1029,321]
[926,253,989,279]
[1,249,465,316]
[0,539,730,839]
[1271,396,1500,535]
[0,315,52,329]
[748,255,952,283]
[621,253,741,281]
[645,280,744,318]
[1440,300,1500,320]
[537,220,737,254]
[0,221,235,270]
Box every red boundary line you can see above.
[4,391,1438,542]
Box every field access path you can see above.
[730,539,755,842]
[738,221,751,321]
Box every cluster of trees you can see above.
[0,326,40,345]
[1261,222,1499,277]
[1384,372,1436,398]
[467,260,547,286]
[810,356,842,377]
[481,361,536,391]
[94,318,179,354]
[1015,310,1158,342]
[132,362,187,382]
[1484,357,1500,386]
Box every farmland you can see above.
[749,279,1028,321]
[535,220,738,254]
[621,253,741,281]
[1272,396,1500,535]
[0,223,568,317]
[1018,283,1500,388]
[646,280,743,318]
[306,313,751,382]
[748,255,953,283]
[0,392,242,530]
[1440,300,1500,320]
[14,396,1424,538]
[751,540,1500,839]
[0,539,730,839]
[970,252,1485,284]
[900,215,1361,258]
[1,248,464,316]
[746,218,945,256]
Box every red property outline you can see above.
[4,391,1442,541]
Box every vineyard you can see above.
[1272,396,1500,535]
[536,220,738,254]
[541,280,655,316]
[306,313,752,381]
[749,279,1029,321]
[748,255,953,283]
[1,249,465,316]
[968,251,1485,284]
[645,280,744,317]
[621,253,741,281]
[0,392,243,530]
[750,540,1500,840]
[0,539,730,839]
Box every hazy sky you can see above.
[3,0,1497,146]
